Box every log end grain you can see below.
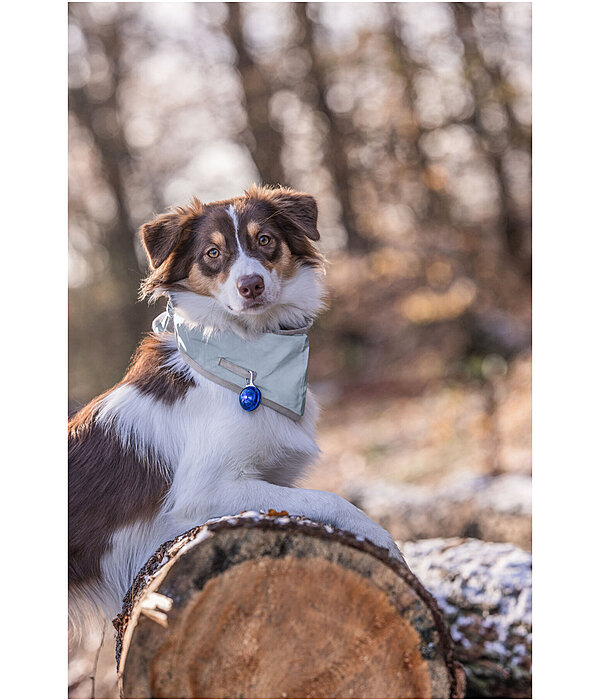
[116,513,465,699]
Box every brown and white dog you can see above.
[68,185,402,643]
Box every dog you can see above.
[68,184,403,643]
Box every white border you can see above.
[6,1,600,697]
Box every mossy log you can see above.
[115,512,465,699]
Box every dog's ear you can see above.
[139,197,203,269]
[272,190,320,242]
[140,213,184,269]
[247,185,320,242]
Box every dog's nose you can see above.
[237,274,265,299]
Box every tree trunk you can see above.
[351,472,532,552]
[225,3,288,187]
[68,8,145,312]
[385,5,448,225]
[115,513,465,699]
[68,4,155,398]
[294,3,370,252]
[451,2,531,279]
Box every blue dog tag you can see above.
[239,371,262,412]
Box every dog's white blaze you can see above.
[227,203,241,252]
[215,204,282,313]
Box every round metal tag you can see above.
[239,384,261,412]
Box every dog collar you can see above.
[152,301,311,421]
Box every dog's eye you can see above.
[258,234,271,246]
[206,248,220,259]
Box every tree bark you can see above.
[115,513,465,699]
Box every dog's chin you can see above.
[223,299,283,332]
[220,296,310,336]
[227,300,272,315]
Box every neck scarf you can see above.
[152,301,311,421]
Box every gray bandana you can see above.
[152,301,311,421]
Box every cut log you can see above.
[115,512,465,699]
[349,473,532,551]
[402,538,531,699]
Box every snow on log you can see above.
[350,473,532,551]
[114,512,465,699]
[402,538,531,699]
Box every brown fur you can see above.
[123,335,195,403]
[68,420,170,589]
[68,336,193,592]
[210,231,227,247]
[246,220,260,237]
[185,266,220,297]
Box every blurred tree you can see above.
[68,4,156,405]
[294,2,370,251]
[452,2,531,278]
[69,5,146,325]
[225,3,288,187]
[385,4,449,226]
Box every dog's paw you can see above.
[336,510,405,565]
[368,528,406,564]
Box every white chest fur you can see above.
[96,350,320,519]
[92,349,320,618]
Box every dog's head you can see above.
[140,185,326,334]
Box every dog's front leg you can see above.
[207,479,404,562]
